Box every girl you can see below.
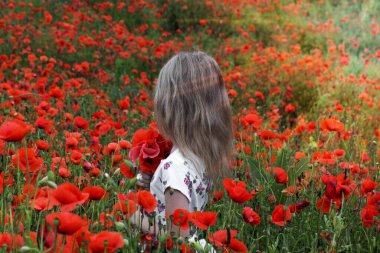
[130,51,234,248]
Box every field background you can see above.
[0,0,379,252]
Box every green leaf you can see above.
[275,146,291,170]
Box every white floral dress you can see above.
[149,145,211,228]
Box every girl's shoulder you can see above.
[158,146,205,177]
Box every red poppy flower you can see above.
[289,200,310,214]
[89,231,124,253]
[128,128,172,174]
[74,116,89,130]
[199,19,207,25]
[242,207,261,225]
[119,162,135,179]
[42,232,78,252]
[119,140,132,150]
[170,209,191,230]
[70,150,83,165]
[113,200,138,218]
[367,193,380,205]
[211,190,223,203]
[137,190,157,213]
[12,148,44,173]
[36,140,49,150]
[320,118,344,132]
[272,167,288,184]
[241,113,263,129]
[0,140,5,155]
[45,212,85,235]
[0,233,24,251]
[333,149,345,158]
[190,211,217,230]
[361,178,379,196]
[75,226,91,248]
[295,152,306,161]
[316,196,332,214]
[271,204,291,226]
[260,130,280,140]
[322,174,351,200]
[0,119,30,142]
[223,178,253,203]
[49,182,89,211]
[139,156,162,174]
[83,186,107,200]
[0,172,14,195]
[208,230,248,253]
[35,117,54,133]
[361,205,379,227]
[99,212,114,229]
[318,150,336,165]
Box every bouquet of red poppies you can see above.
[128,125,173,174]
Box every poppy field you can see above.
[0,0,379,252]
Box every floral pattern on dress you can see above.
[163,161,173,170]
[183,171,193,198]
[149,146,209,227]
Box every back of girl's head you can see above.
[153,50,234,184]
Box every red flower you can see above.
[140,140,160,159]
[333,149,345,158]
[137,190,157,213]
[223,178,253,203]
[76,226,91,248]
[271,205,291,226]
[74,116,89,130]
[289,200,310,214]
[211,190,223,203]
[322,174,351,200]
[316,196,332,214]
[208,230,248,253]
[70,150,83,165]
[45,212,85,235]
[0,119,30,142]
[36,140,49,150]
[119,140,132,150]
[44,11,52,25]
[12,148,44,173]
[89,231,124,253]
[170,209,191,230]
[272,167,288,184]
[242,207,261,225]
[128,128,172,174]
[199,19,207,25]
[320,118,344,132]
[50,182,89,211]
[119,162,135,179]
[361,178,379,196]
[190,211,217,230]
[83,186,107,200]
[0,233,24,251]
[113,200,137,218]
[361,205,379,227]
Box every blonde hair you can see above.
[153,51,234,184]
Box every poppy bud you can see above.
[20,246,32,252]
[47,171,55,182]
[129,177,138,187]
[115,221,126,230]
[47,181,57,189]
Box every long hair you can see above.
[153,51,234,184]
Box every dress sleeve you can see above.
[161,160,192,202]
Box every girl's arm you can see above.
[164,187,190,238]
[129,187,190,238]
